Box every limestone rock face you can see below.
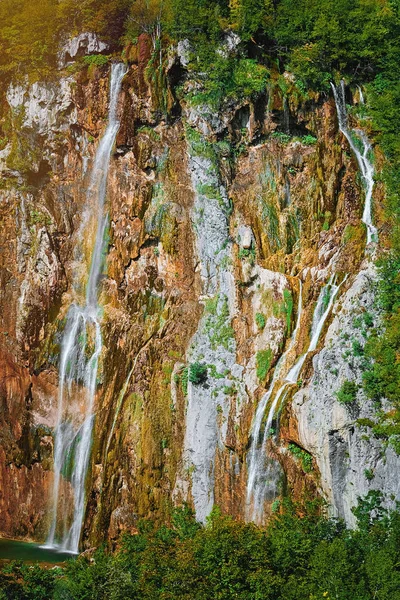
[293,265,400,526]
[59,33,108,66]
[0,52,396,546]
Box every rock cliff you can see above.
[0,33,397,549]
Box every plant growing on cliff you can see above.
[256,348,272,381]
[83,54,110,67]
[335,380,358,405]
[204,294,235,351]
[238,245,256,265]
[188,362,207,385]
[288,442,313,473]
[255,312,266,330]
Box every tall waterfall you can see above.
[46,63,127,554]
[246,282,303,523]
[331,81,377,245]
[246,81,375,523]
[246,274,349,522]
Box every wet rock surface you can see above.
[0,54,397,545]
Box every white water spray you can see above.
[246,273,349,522]
[286,274,347,384]
[45,63,127,554]
[331,81,377,245]
[246,282,303,522]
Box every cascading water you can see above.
[246,274,349,522]
[246,282,303,522]
[286,275,347,384]
[45,63,127,554]
[331,81,377,245]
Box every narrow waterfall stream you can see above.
[246,274,348,522]
[246,282,303,522]
[331,81,377,245]
[246,82,374,523]
[45,63,127,554]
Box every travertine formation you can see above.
[0,33,397,549]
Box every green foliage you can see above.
[204,294,235,351]
[238,245,256,265]
[190,55,269,109]
[0,0,131,82]
[256,348,273,380]
[3,498,400,600]
[288,443,313,473]
[282,289,293,334]
[270,131,291,144]
[230,0,274,40]
[335,380,358,405]
[83,54,110,67]
[180,366,188,396]
[301,134,317,145]
[188,362,208,385]
[0,562,60,599]
[352,339,364,357]
[364,468,374,481]
[255,312,266,330]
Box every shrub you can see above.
[335,380,358,405]
[364,468,374,481]
[83,54,110,67]
[288,443,313,473]
[188,362,207,385]
[302,134,317,145]
[255,313,266,330]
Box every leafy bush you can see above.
[335,380,358,405]
[301,134,317,145]
[255,312,266,330]
[288,443,313,473]
[83,54,110,67]
[188,362,207,385]
[4,498,400,600]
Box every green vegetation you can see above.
[238,245,256,266]
[335,380,358,405]
[3,0,398,105]
[180,366,188,396]
[364,468,374,481]
[272,289,293,334]
[256,348,273,381]
[188,362,207,385]
[288,443,313,473]
[204,294,235,351]
[255,312,266,330]
[82,54,110,66]
[3,496,400,599]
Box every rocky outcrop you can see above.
[292,265,400,525]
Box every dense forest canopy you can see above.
[0,0,398,85]
[2,496,400,599]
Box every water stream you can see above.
[331,81,377,245]
[246,274,348,522]
[246,281,303,522]
[45,63,127,554]
[246,81,374,524]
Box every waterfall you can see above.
[246,281,302,522]
[331,81,377,245]
[45,63,127,554]
[246,273,349,522]
[286,275,347,384]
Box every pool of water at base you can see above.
[0,539,76,563]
